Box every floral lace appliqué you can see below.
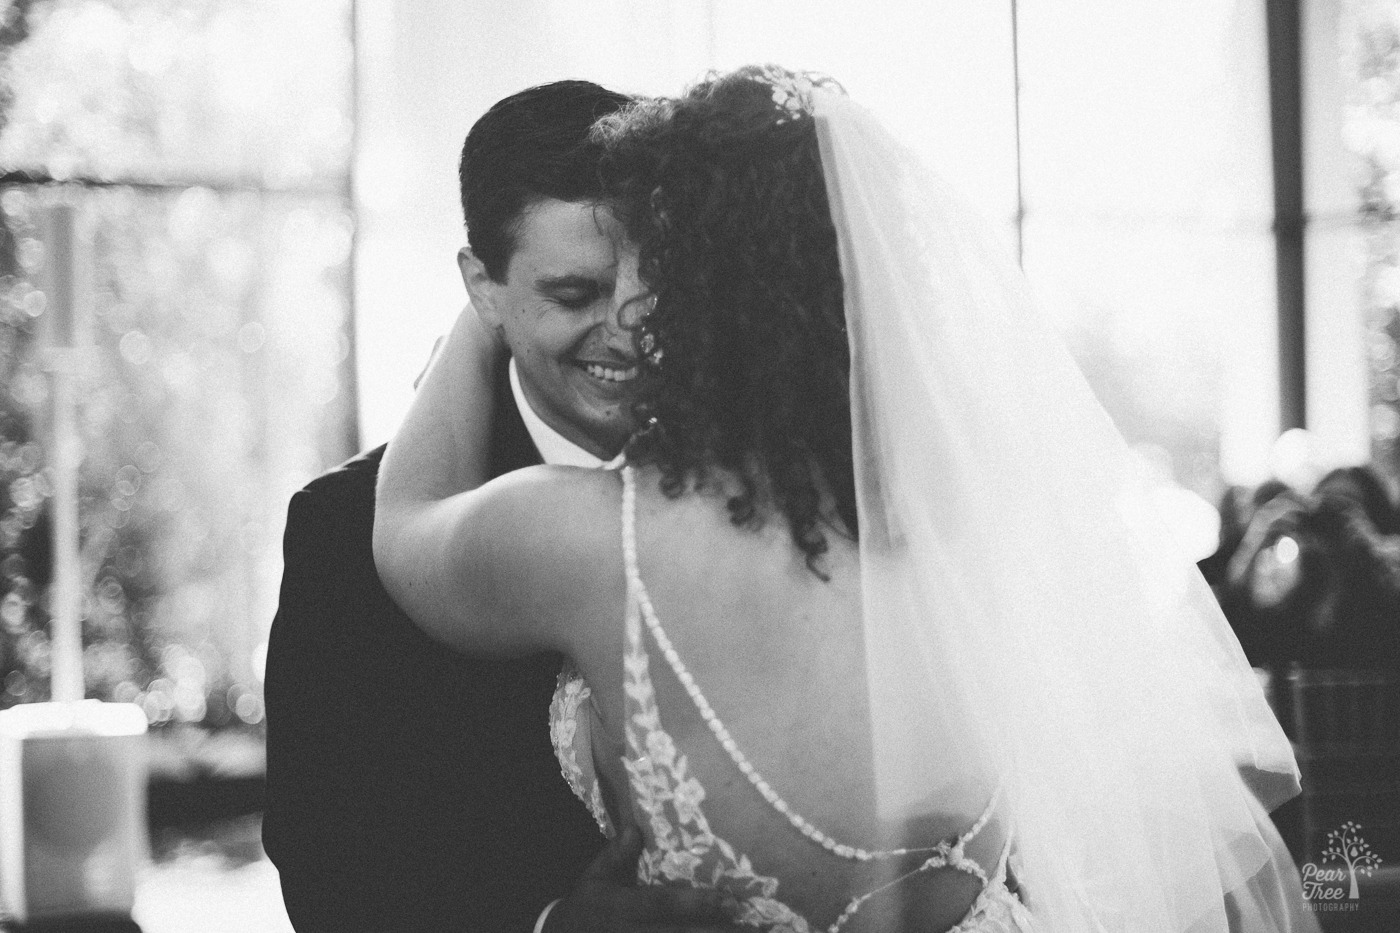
[621,599,812,932]
[549,669,613,838]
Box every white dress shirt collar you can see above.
[509,359,625,468]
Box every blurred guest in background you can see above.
[1206,465,1400,670]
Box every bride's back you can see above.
[568,468,1007,932]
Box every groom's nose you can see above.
[596,308,638,360]
[600,292,648,359]
[608,290,651,335]
[610,251,650,332]
[572,295,637,363]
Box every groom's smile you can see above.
[461,198,641,460]
[578,361,639,383]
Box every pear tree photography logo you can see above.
[1302,820,1384,912]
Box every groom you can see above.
[263,82,736,932]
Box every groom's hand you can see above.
[545,825,742,933]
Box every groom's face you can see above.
[460,198,640,459]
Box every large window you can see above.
[1015,1,1290,504]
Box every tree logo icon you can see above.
[1303,821,1384,904]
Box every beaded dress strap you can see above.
[620,465,643,593]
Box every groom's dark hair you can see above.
[460,80,633,282]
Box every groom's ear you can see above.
[457,247,504,332]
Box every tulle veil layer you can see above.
[813,88,1314,932]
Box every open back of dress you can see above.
[547,466,1037,933]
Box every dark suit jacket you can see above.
[262,371,605,932]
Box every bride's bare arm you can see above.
[373,306,617,656]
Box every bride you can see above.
[374,66,1314,932]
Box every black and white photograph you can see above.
[0,2,1394,931]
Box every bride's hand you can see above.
[460,300,510,367]
[378,304,506,514]
[417,303,508,392]
[546,825,742,933]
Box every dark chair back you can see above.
[1288,668,1400,865]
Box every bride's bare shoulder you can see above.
[473,464,627,559]
[625,463,859,591]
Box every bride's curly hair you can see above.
[595,66,856,573]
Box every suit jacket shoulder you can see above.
[264,370,605,931]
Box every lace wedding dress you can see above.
[549,466,1038,933]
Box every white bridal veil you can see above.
[813,89,1314,931]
